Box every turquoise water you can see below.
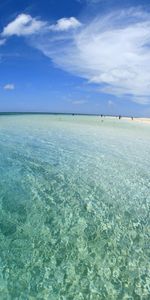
[0,115,150,299]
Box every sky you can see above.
[1,0,150,116]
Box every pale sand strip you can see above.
[105,116,150,124]
[126,118,150,124]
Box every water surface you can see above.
[0,115,150,299]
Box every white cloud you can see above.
[31,8,150,104]
[2,14,46,37]
[2,9,150,105]
[49,17,81,31]
[1,14,80,38]
[3,83,15,90]
[108,100,114,106]
[132,96,150,105]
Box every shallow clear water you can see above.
[0,115,150,299]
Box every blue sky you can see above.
[1,0,150,116]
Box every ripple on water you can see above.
[0,115,150,299]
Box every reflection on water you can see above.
[0,115,150,299]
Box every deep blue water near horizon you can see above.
[0,115,150,299]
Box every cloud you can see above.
[1,14,80,38]
[49,17,81,31]
[30,8,150,105]
[3,83,15,90]
[2,9,150,105]
[108,100,114,106]
[72,100,87,105]
[2,14,46,37]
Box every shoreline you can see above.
[0,112,150,124]
[119,117,150,124]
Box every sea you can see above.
[0,114,150,299]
